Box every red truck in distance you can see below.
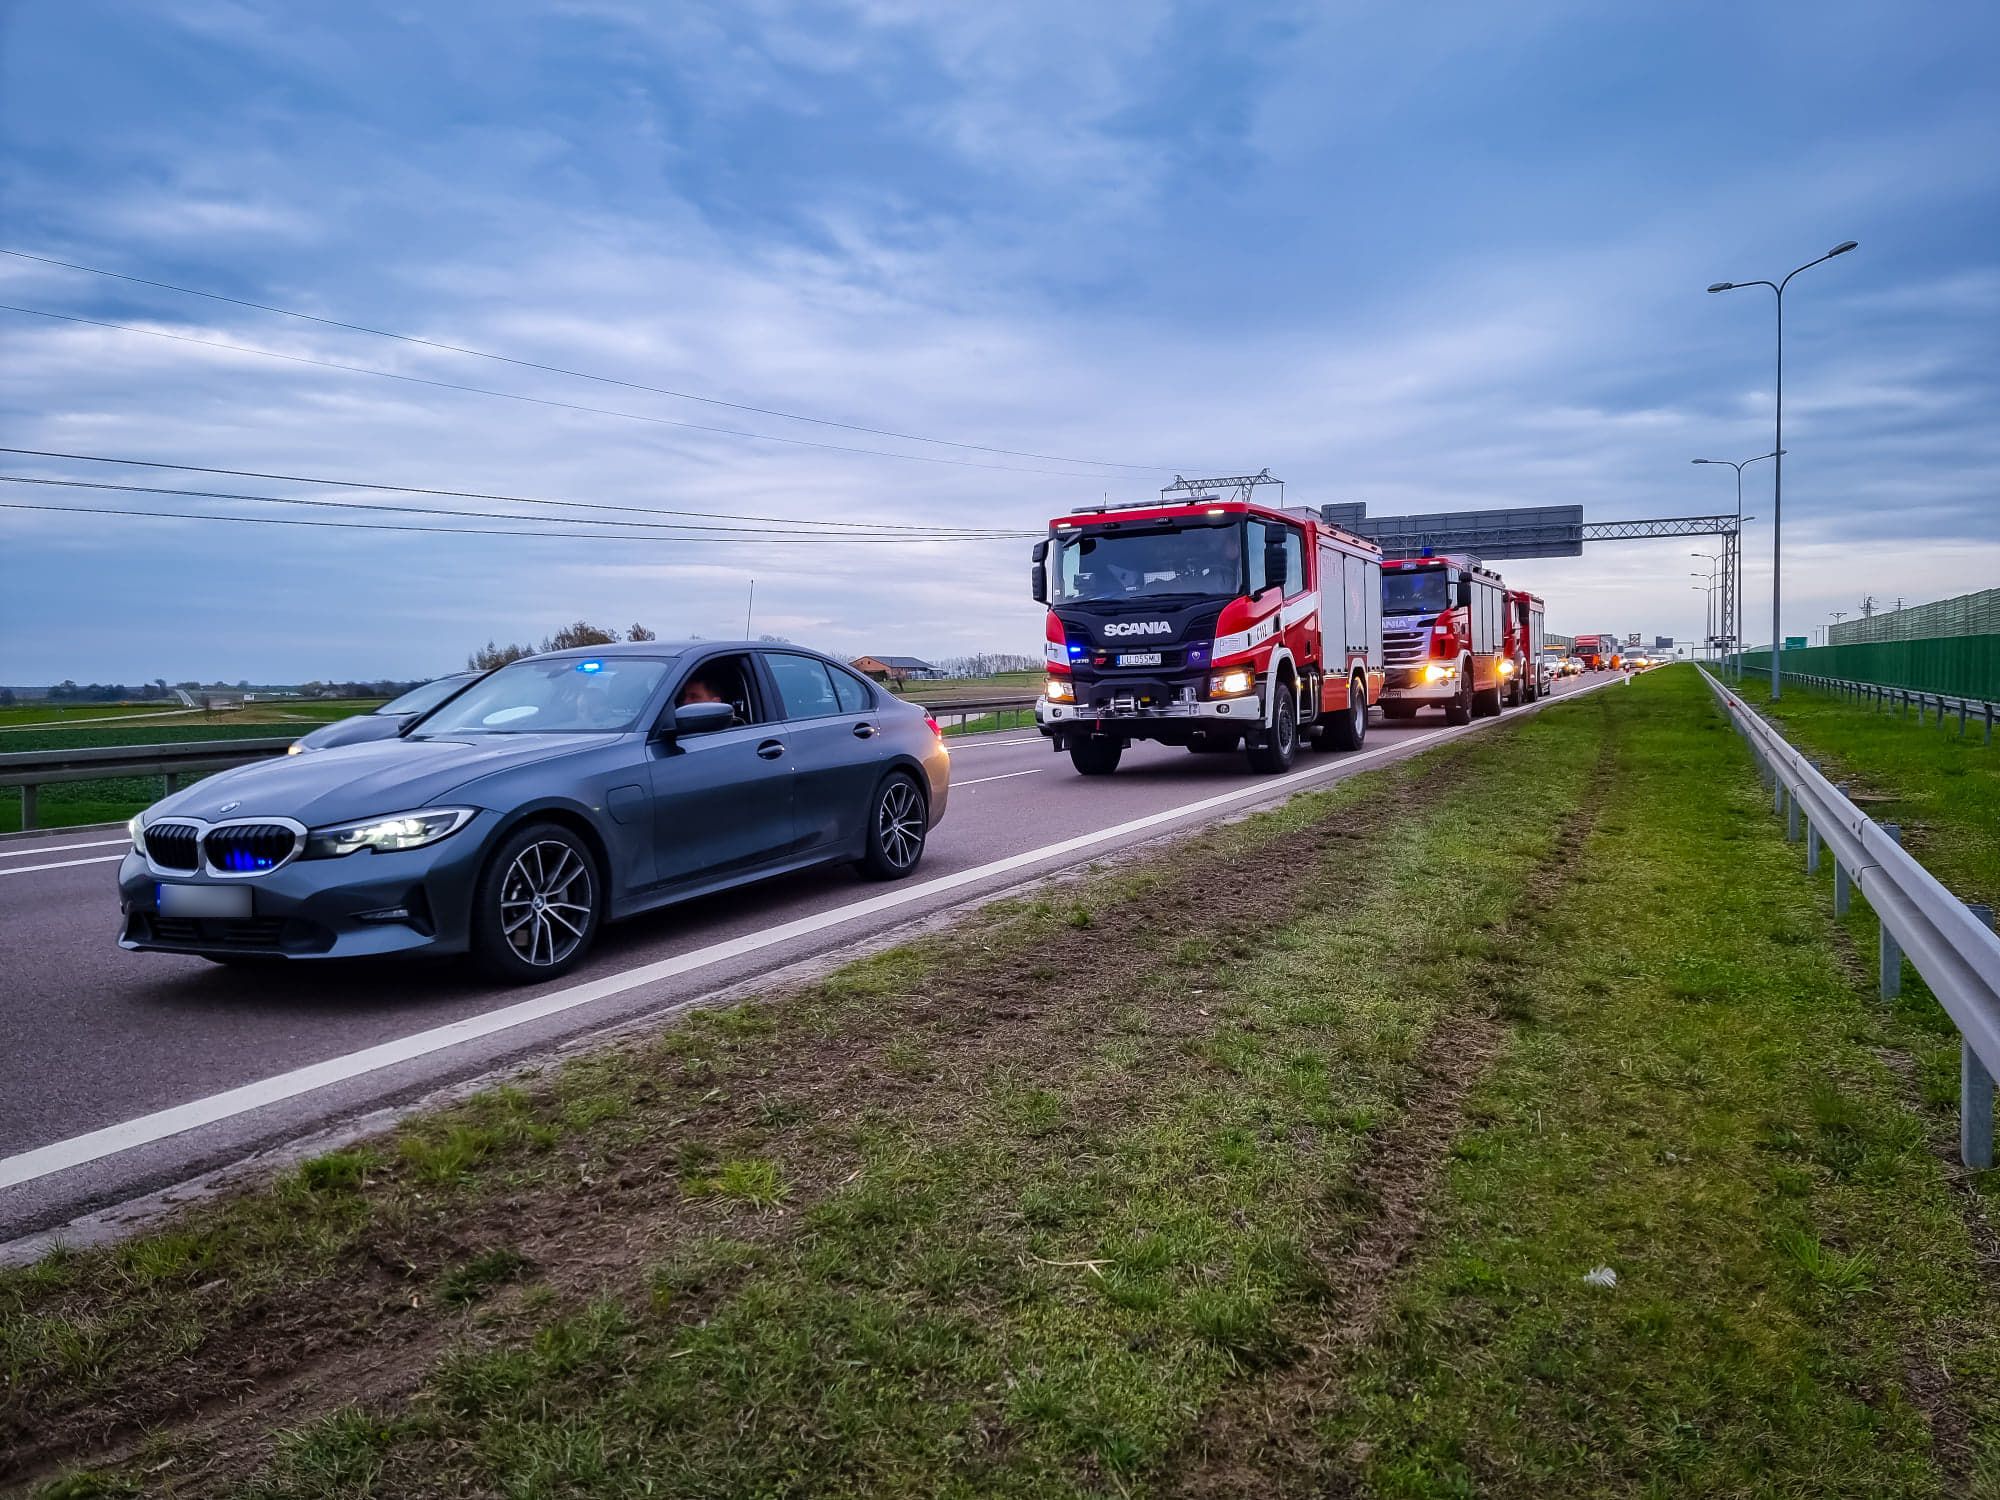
[1031,487,1385,776]
[1377,554,1510,724]
[1570,633,1617,671]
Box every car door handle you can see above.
[756,739,785,760]
[852,721,877,738]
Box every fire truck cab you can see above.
[1378,554,1510,724]
[1032,480,1384,776]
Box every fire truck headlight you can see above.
[1208,668,1255,698]
[1044,676,1074,703]
[1499,659,1515,676]
[1422,662,1457,684]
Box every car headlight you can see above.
[128,815,147,855]
[1208,668,1255,698]
[1045,676,1075,703]
[304,807,474,858]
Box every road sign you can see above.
[1318,503,1584,559]
[1654,635,1673,649]
[1626,633,1641,647]
[1785,636,1808,650]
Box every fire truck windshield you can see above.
[1051,523,1243,604]
[1381,567,1452,616]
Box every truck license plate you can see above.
[1115,651,1163,667]
[158,883,253,919]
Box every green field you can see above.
[8,666,1996,1496]
[0,703,386,834]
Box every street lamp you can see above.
[1707,239,1858,700]
[1692,449,1782,681]
[1691,563,1720,660]
[1691,583,1714,661]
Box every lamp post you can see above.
[1691,554,1721,660]
[1707,240,1858,700]
[1692,449,1781,681]
[1691,583,1714,661]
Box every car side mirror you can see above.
[1030,540,1049,604]
[670,701,736,736]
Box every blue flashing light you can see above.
[1420,546,1435,558]
[576,660,604,673]
[220,848,272,872]
[1067,644,1084,658]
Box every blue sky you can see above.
[2,0,1995,682]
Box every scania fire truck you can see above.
[1031,474,1385,776]
[1377,554,1510,723]
[1505,589,1549,705]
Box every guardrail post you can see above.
[19,783,36,831]
[1806,815,1821,873]
[164,772,179,796]
[1879,823,1904,1001]
[1963,903,1997,1169]
[1787,787,1801,843]
[1956,701,1967,736]
[1987,703,1994,746]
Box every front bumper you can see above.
[1037,692,1264,736]
[1379,665,1461,704]
[117,815,494,961]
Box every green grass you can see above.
[8,667,1997,1496]
[1726,672,1998,908]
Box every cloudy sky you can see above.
[2,0,1995,683]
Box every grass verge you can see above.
[5,668,1996,1496]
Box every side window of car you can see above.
[766,653,841,720]
[670,653,762,727]
[830,665,873,714]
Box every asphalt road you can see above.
[0,674,1612,1245]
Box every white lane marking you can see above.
[0,677,1614,1190]
[955,769,1044,787]
[946,736,1043,748]
[0,855,125,878]
[0,838,130,860]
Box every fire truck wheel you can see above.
[1506,661,1524,707]
[1245,682,1298,774]
[1317,676,1367,751]
[1446,667,1475,725]
[1069,737,1123,775]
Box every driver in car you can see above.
[678,669,741,723]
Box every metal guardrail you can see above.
[0,736,298,830]
[909,695,1039,731]
[1699,667,2000,1167]
[1774,670,1998,744]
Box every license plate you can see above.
[1115,652,1163,667]
[158,883,253,919]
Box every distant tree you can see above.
[0,687,14,706]
[467,639,532,670]
[627,622,657,642]
[540,621,620,652]
[757,632,794,645]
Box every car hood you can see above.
[147,733,615,826]
[291,713,404,750]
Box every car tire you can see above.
[857,772,928,880]
[1318,675,1367,751]
[1069,737,1123,776]
[1246,681,1298,774]
[470,822,602,984]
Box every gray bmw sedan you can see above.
[119,643,950,982]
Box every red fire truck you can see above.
[1505,589,1549,705]
[1031,477,1385,776]
[1377,554,1510,723]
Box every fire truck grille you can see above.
[1384,630,1430,667]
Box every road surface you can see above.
[0,675,1611,1246]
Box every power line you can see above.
[0,303,1153,480]
[0,447,1029,535]
[0,474,1037,539]
[2,247,1172,473]
[0,497,1023,544]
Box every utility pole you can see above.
[744,579,755,639]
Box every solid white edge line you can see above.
[955,769,1045,787]
[0,838,130,859]
[0,855,126,878]
[0,677,1611,1190]
[946,736,1042,748]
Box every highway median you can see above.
[5,668,1998,1497]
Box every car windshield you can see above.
[1052,523,1241,603]
[1381,568,1452,615]
[374,673,476,716]
[412,656,671,735]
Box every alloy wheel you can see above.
[499,840,593,969]
[878,779,924,870]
